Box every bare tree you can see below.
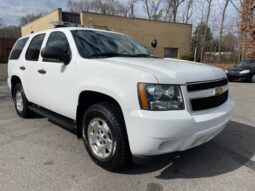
[240,0,255,60]
[112,0,139,18]
[67,0,92,12]
[67,0,127,16]
[218,0,230,62]
[230,0,243,13]
[164,0,186,23]
[0,26,21,38]
[141,0,152,19]
[193,5,205,61]
[114,1,130,16]
[126,0,138,17]
[184,0,194,23]
[140,0,163,20]
[200,0,213,62]
[91,0,112,14]
[0,18,4,27]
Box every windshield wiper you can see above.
[90,53,130,58]
[128,54,152,57]
[90,53,152,58]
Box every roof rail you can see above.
[49,21,94,29]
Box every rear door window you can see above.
[9,37,29,60]
[26,34,45,61]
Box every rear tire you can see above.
[82,102,131,171]
[13,83,32,118]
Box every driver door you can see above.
[36,31,76,119]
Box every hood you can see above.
[92,57,226,84]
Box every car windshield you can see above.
[71,30,152,59]
[237,60,255,67]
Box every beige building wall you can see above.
[81,12,192,58]
[21,9,62,36]
[21,9,192,58]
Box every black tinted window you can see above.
[237,60,255,67]
[71,30,150,59]
[46,32,70,54]
[26,34,45,61]
[9,37,29,60]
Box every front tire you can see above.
[82,102,131,171]
[251,74,255,83]
[13,83,32,118]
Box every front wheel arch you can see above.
[11,75,22,98]
[13,83,33,118]
[76,91,127,138]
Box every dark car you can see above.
[226,60,255,83]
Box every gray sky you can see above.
[0,0,68,25]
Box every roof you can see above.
[21,27,127,39]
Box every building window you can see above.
[164,48,179,58]
[62,12,81,24]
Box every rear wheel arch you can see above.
[76,91,126,138]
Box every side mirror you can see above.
[41,46,71,65]
[151,39,157,49]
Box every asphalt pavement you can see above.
[0,64,255,191]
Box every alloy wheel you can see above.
[15,91,24,112]
[84,118,115,160]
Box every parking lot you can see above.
[0,64,255,191]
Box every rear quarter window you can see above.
[9,37,29,60]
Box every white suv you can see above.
[7,27,234,171]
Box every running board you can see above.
[28,105,77,133]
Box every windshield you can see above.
[71,30,151,59]
[237,60,255,67]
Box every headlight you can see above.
[239,70,250,74]
[138,83,184,111]
[225,70,228,74]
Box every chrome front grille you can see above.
[186,78,229,111]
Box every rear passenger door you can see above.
[22,34,45,103]
[8,37,29,80]
[36,31,76,119]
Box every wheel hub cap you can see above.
[85,118,114,159]
[16,91,24,112]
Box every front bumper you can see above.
[7,77,11,90]
[125,97,234,156]
[227,73,251,81]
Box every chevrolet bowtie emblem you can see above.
[214,87,224,96]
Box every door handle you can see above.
[38,69,46,74]
[19,66,26,70]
